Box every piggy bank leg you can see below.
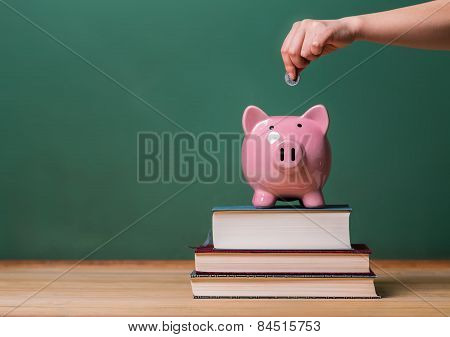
[252,190,277,208]
[301,190,324,208]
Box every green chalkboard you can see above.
[1,0,449,259]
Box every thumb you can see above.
[311,28,333,56]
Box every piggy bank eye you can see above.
[297,123,302,128]
[269,126,274,130]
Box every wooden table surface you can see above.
[0,260,449,317]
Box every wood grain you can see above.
[0,260,449,317]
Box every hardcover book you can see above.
[212,205,352,250]
[195,244,371,274]
[190,271,379,299]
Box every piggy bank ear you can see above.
[302,105,329,134]
[242,106,269,134]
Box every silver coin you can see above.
[284,72,300,86]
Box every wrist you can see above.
[340,16,364,41]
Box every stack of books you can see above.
[190,206,379,299]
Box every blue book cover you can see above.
[212,205,351,212]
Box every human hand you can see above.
[281,17,359,80]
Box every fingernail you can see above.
[289,72,296,80]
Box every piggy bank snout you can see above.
[273,141,303,170]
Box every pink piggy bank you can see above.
[241,105,331,208]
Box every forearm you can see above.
[351,0,450,50]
